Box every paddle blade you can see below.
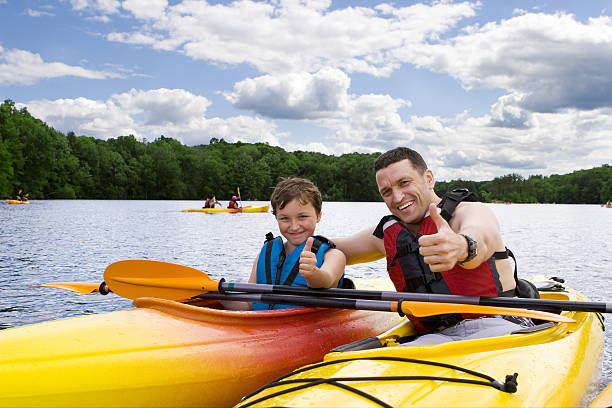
[397,301,574,323]
[34,282,102,294]
[104,259,218,300]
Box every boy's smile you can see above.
[275,198,321,252]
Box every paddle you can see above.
[193,292,573,322]
[220,281,612,314]
[237,186,243,208]
[103,260,573,323]
[105,260,611,314]
[34,281,111,294]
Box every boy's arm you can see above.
[247,253,259,283]
[219,253,259,311]
[299,238,346,288]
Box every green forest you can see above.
[1,99,611,203]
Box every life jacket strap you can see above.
[438,187,477,221]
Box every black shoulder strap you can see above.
[373,215,397,239]
[263,232,275,285]
[438,187,477,221]
[311,235,336,250]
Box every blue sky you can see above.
[1,0,611,181]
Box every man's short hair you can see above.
[270,177,322,215]
[374,147,428,173]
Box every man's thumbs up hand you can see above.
[418,204,468,272]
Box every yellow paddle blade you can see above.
[397,301,574,323]
[33,282,101,294]
[104,259,218,300]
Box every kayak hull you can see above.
[0,280,401,407]
[6,199,30,204]
[590,382,612,408]
[237,279,605,408]
[182,205,269,213]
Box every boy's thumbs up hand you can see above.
[299,237,317,280]
[418,204,468,272]
[303,236,314,252]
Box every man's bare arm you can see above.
[334,226,386,265]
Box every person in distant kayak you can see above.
[333,147,537,346]
[203,194,220,208]
[244,178,347,310]
[227,195,240,209]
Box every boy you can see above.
[248,177,346,310]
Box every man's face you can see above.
[375,159,434,226]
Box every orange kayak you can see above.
[0,281,402,407]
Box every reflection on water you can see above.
[1,200,610,390]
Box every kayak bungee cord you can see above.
[237,357,519,408]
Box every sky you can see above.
[1,0,612,181]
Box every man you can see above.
[334,147,534,345]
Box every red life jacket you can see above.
[374,188,505,333]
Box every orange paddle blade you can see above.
[33,282,101,294]
[104,259,218,300]
[396,301,574,323]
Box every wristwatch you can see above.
[458,234,477,265]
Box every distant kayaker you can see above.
[227,195,240,209]
[203,194,220,208]
[223,178,347,311]
[334,147,538,346]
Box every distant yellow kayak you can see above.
[6,200,30,204]
[182,205,269,213]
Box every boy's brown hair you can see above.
[270,177,322,215]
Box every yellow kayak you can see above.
[6,199,30,204]
[237,278,605,408]
[0,279,401,407]
[590,382,612,408]
[182,205,269,213]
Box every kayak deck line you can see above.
[238,357,519,408]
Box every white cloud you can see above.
[69,0,120,14]
[18,89,287,147]
[224,68,350,119]
[406,12,612,114]
[111,88,211,126]
[0,47,122,85]
[25,8,55,17]
[107,0,477,76]
[21,97,137,140]
[121,0,167,20]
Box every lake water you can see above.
[1,200,611,395]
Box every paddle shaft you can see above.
[195,291,573,323]
[221,281,611,314]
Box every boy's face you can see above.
[275,198,321,249]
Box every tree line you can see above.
[1,99,611,203]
